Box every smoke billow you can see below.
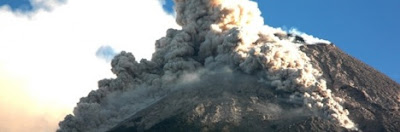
[58,0,357,131]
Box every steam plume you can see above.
[58,0,357,131]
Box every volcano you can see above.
[107,44,400,132]
[58,0,400,132]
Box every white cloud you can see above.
[288,28,331,44]
[30,0,65,11]
[0,0,178,131]
[0,0,64,15]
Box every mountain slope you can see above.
[108,44,400,132]
[301,44,400,131]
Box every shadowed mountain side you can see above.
[300,44,400,131]
[108,71,347,132]
[108,44,400,132]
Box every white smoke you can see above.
[58,0,357,131]
[288,28,331,44]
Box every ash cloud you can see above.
[58,0,357,131]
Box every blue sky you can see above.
[1,0,399,83]
[0,0,32,11]
[256,0,400,83]
[162,0,400,83]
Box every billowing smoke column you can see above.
[58,0,356,131]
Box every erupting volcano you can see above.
[58,0,400,131]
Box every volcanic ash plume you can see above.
[58,0,357,131]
